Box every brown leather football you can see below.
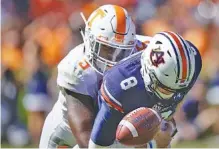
[116,107,162,146]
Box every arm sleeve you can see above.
[90,93,124,146]
[56,44,95,96]
[99,81,124,113]
[57,56,88,94]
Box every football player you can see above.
[39,4,151,148]
[88,31,202,148]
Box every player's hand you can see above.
[153,120,174,148]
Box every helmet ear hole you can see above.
[155,41,162,44]
[164,74,169,76]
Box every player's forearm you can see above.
[60,87,95,147]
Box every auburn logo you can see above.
[150,47,165,67]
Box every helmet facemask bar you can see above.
[141,63,187,101]
[86,32,135,74]
[149,72,176,100]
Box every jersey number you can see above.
[78,59,90,70]
[120,77,138,90]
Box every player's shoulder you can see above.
[59,44,85,64]
[57,43,101,97]
[57,44,86,81]
[136,34,152,43]
[134,35,151,52]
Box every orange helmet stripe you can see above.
[113,5,126,42]
[165,31,187,83]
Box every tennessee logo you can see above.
[114,36,124,43]
[150,47,165,67]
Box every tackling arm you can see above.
[59,86,96,148]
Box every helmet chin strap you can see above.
[155,89,173,100]
[141,67,174,100]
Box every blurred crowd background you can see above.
[1,0,219,147]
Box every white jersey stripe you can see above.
[103,81,122,107]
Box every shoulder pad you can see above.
[57,44,98,96]
[135,35,151,52]
[136,35,152,43]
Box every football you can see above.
[116,107,162,146]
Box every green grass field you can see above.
[172,135,219,148]
[172,137,219,148]
[1,136,219,148]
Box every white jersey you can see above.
[56,43,103,122]
[40,35,152,148]
[57,43,102,99]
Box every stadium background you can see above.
[1,0,219,147]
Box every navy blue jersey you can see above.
[100,52,157,113]
[91,47,202,146]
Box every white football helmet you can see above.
[140,31,196,100]
[81,5,136,74]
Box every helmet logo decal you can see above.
[88,9,106,27]
[150,47,165,67]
